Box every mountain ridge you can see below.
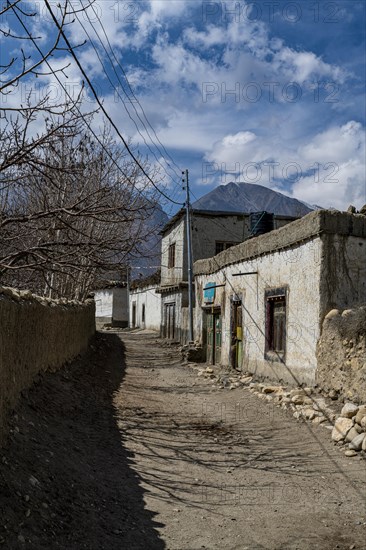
[192,182,316,217]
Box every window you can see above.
[265,288,286,360]
[215,241,237,255]
[168,243,176,268]
[142,304,145,324]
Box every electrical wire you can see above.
[80,0,183,180]
[8,1,181,222]
[43,0,184,207]
[72,4,183,198]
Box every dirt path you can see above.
[0,330,365,550]
[116,331,366,550]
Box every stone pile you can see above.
[331,404,366,457]
[194,365,366,458]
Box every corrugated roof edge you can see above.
[194,210,366,276]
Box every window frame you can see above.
[168,242,176,268]
[264,287,287,362]
[215,241,238,255]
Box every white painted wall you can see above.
[129,285,161,331]
[161,218,185,286]
[195,238,323,386]
[113,287,128,325]
[94,289,113,320]
[94,287,128,326]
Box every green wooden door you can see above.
[214,313,222,364]
[207,312,214,364]
[236,305,243,370]
[207,311,221,365]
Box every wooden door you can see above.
[165,303,176,340]
[214,312,222,364]
[207,310,221,365]
[231,300,243,370]
[207,312,214,364]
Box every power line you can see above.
[72,4,183,197]
[43,0,184,207]
[80,0,183,180]
[8,1,179,228]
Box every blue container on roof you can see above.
[250,211,274,236]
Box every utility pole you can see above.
[182,169,194,343]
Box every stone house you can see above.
[158,208,297,344]
[193,210,366,386]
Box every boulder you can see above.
[325,309,340,320]
[355,406,366,425]
[360,416,366,431]
[340,403,358,418]
[345,427,360,443]
[348,433,366,451]
[331,417,353,442]
[363,436,366,452]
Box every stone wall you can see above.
[0,287,95,443]
[316,306,366,403]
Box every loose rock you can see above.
[345,427,360,443]
[355,405,366,424]
[348,433,366,451]
[344,449,357,457]
[331,418,353,442]
[340,403,359,419]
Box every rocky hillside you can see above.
[192,182,316,217]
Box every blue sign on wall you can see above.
[204,282,215,303]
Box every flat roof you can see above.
[194,210,366,276]
[161,208,299,235]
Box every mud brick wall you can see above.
[316,306,366,403]
[0,287,95,443]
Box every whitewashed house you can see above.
[157,208,298,344]
[94,283,129,327]
[129,271,161,331]
[194,210,366,386]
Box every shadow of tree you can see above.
[0,332,165,550]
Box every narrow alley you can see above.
[0,331,365,550]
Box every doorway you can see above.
[132,302,136,328]
[207,309,222,365]
[164,302,176,339]
[231,299,243,370]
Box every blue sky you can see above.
[2,1,365,215]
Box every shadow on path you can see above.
[0,331,165,550]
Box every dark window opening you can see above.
[265,290,286,360]
[168,243,176,268]
[215,241,237,255]
[142,304,145,324]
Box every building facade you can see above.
[158,209,298,344]
[129,272,161,332]
[94,284,129,327]
[194,210,366,386]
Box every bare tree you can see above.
[0,112,161,300]
[0,1,163,299]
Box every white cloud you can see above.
[272,48,347,85]
[203,121,365,209]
